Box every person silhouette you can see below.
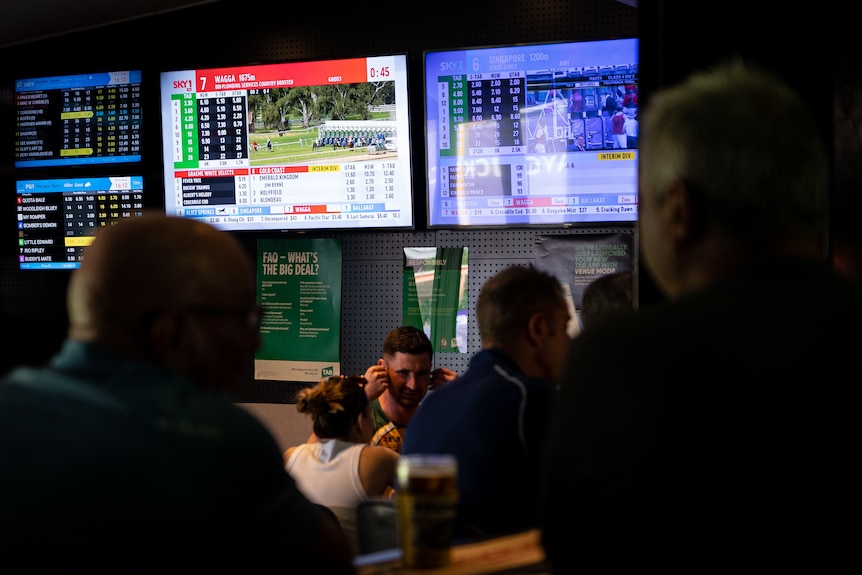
[540,60,860,574]
[574,134,586,151]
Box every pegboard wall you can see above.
[0,0,639,399]
[238,225,634,403]
[338,226,635,376]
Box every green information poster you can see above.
[402,246,469,354]
[254,238,342,382]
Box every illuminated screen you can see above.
[159,54,414,231]
[14,70,143,168]
[16,175,145,270]
[424,38,638,227]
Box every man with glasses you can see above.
[0,215,354,573]
[362,326,456,453]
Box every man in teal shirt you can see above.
[0,216,354,573]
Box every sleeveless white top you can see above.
[285,439,368,554]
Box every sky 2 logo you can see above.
[439,60,464,73]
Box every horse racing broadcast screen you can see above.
[424,38,639,228]
[159,54,414,231]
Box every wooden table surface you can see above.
[354,528,551,575]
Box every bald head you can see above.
[67,215,258,389]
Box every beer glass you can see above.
[396,454,458,568]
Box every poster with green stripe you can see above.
[402,246,469,354]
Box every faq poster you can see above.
[402,246,469,354]
[254,238,342,382]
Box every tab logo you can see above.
[321,366,335,377]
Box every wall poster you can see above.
[254,238,343,382]
[534,233,634,336]
[402,246,469,354]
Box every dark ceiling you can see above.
[0,0,219,49]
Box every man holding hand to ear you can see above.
[362,325,457,453]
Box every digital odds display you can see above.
[424,38,639,228]
[159,54,414,232]
[14,70,142,168]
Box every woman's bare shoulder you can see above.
[363,444,399,463]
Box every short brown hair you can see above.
[477,266,565,345]
[382,326,433,360]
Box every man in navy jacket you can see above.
[402,265,571,539]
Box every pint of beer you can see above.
[396,454,458,568]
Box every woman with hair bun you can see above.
[284,375,398,555]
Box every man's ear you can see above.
[525,311,548,346]
[665,179,697,243]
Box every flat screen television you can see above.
[16,175,145,270]
[159,54,414,232]
[424,38,638,228]
[14,70,143,168]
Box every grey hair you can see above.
[639,60,828,246]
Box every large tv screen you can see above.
[424,38,638,228]
[14,70,143,168]
[16,175,145,270]
[159,54,414,232]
